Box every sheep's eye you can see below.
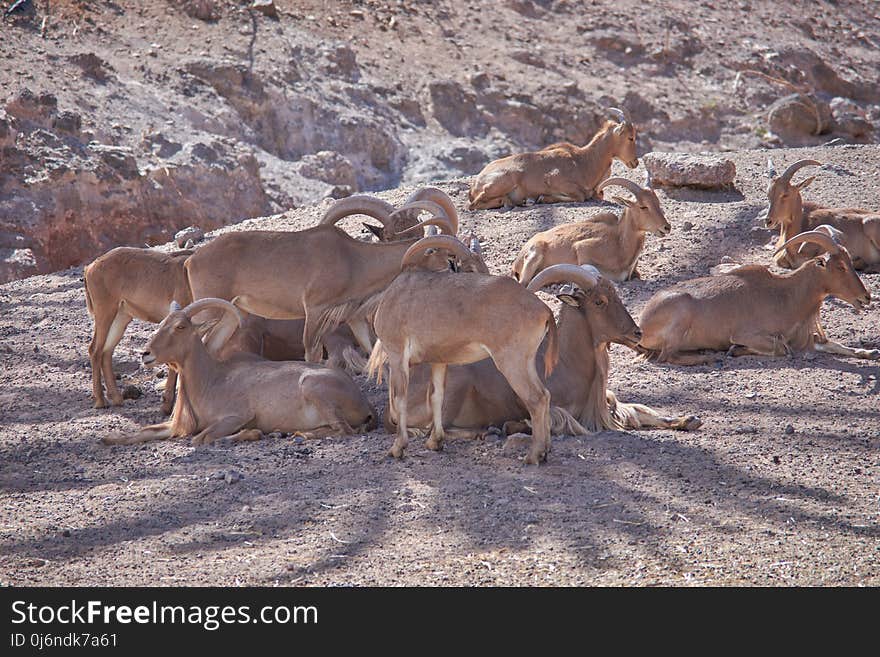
[175,323,186,330]
[640,206,649,210]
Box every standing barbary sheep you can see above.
[385,264,701,438]
[103,298,377,446]
[636,229,879,365]
[511,173,669,284]
[467,107,639,209]
[368,236,557,465]
[84,246,194,413]
[763,158,880,271]
[185,192,458,363]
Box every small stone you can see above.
[62,529,71,538]
[784,424,795,435]
[682,221,694,232]
[224,470,244,484]
[174,226,204,248]
[121,384,142,400]
[251,0,278,19]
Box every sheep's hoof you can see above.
[425,437,444,451]
[862,349,880,360]
[109,395,124,407]
[679,415,703,431]
[388,445,405,459]
[524,450,546,466]
[94,399,108,409]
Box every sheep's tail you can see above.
[367,339,388,384]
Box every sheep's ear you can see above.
[557,294,580,307]
[169,300,181,313]
[611,194,634,208]
[796,176,816,190]
[362,223,385,240]
[613,123,625,135]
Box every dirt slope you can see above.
[1,144,878,586]
[3,1,879,282]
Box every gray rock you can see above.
[643,152,736,188]
[174,226,204,248]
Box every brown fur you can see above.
[84,246,193,413]
[468,120,638,209]
[511,182,670,284]
[382,277,700,438]
[637,250,877,364]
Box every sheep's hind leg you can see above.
[192,416,251,446]
[99,308,133,407]
[425,364,447,451]
[726,332,790,358]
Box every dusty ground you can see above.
[1,144,878,586]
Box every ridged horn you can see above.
[404,187,459,235]
[392,199,459,236]
[527,264,601,293]
[319,196,395,228]
[773,228,841,258]
[597,176,643,197]
[608,106,631,125]
[401,235,472,269]
[181,298,245,326]
[779,159,821,183]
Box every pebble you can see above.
[784,424,795,435]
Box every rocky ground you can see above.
[2,1,880,281]
[1,144,878,586]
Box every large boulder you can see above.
[643,152,736,189]
[767,93,833,143]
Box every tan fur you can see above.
[84,246,193,413]
[103,299,376,446]
[185,190,459,363]
[373,237,555,465]
[765,159,880,271]
[468,118,639,209]
[638,233,877,364]
[511,179,670,283]
[381,266,701,443]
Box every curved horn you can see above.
[780,159,821,183]
[181,298,245,325]
[527,264,601,293]
[773,228,841,259]
[597,176,643,197]
[319,195,395,228]
[404,187,460,235]
[608,106,631,124]
[401,235,473,269]
[425,225,439,236]
[181,298,245,356]
[766,157,778,179]
[392,199,456,236]
[393,199,459,236]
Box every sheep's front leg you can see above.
[192,415,252,446]
[813,340,880,360]
[726,332,790,358]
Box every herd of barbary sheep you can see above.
[84,107,880,465]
